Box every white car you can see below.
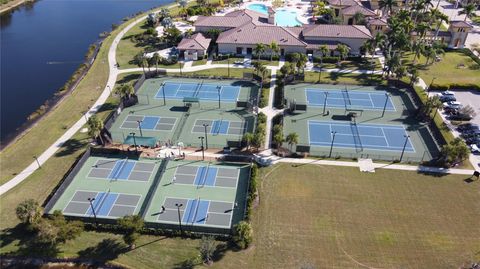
[470,144,480,154]
[441,90,455,96]
[443,101,462,109]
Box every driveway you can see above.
[452,90,480,126]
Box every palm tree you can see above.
[87,115,104,145]
[118,215,144,250]
[252,61,265,77]
[352,12,366,25]
[317,45,329,82]
[134,53,147,75]
[296,53,308,74]
[458,3,476,21]
[432,10,449,39]
[425,41,444,65]
[158,8,170,19]
[408,65,419,86]
[269,41,279,61]
[242,132,254,150]
[178,0,188,8]
[285,132,298,152]
[335,44,350,64]
[16,199,43,228]
[379,0,397,15]
[254,43,266,61]
[151,53,161,74]
[115,84,135,100]
[430,95,442,118]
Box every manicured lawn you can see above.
[2,164,479,268]
[316,58,382,71]
[403,51,480,86]
[0,73,141,230]
[175,67,253,79]
[191,58,208,67]
[303,71,385,85]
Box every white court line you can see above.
[380,127,390,147]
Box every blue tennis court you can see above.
[305,89,395,111]
[308,121,414,152]
[157,197,234,227]
[120,115,177,131]
[88,159,156,182]
[173,164,239,188]
[192,119,247,136]
[63,190,141,218]
[155,81,240,102]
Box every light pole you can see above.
[33,156,41,169]
[227,55,230,77]
[87,197,98,227]
[198,136,205,160]
[179,61,183,76]
[107,85,111,94]
[381,93,390,117]
[217,86,221,109]
[322,91,328,115]
[203,124,209,150]
[137,120,143,137]
[328,131,337,158]
[175,203,183,236]
[399,135,410,162]
[130,132,138,153]
[161,82,166,105]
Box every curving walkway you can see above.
[1,11,476,196]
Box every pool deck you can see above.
[216,0,311,24]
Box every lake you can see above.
[0,0,172,145]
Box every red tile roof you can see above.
[342,4,376,16]
[302,24,372,39]
[450,20,473,28]
[194,9,269,28]
[177,33,211,50]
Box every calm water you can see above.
[0,0,172,144]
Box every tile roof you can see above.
[367,17,387,25]
[450,20,473,28]
[194,9,269,28]
[302,24,372,39]
[342,4,377,16]
[327,0,357,6]
[177,33,212,50]
[217,23,307,47]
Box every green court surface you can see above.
[45,153,250,233]
[283,83,440,162]
[143,160,250,231]
[46,155,162,219]
[108,77,258,149]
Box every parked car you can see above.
[470,144,480,155]
[444,107,459,114]
[439,95,457,102]
[457,123,479,132]
[441,90,455,96]
[463,128,480,135]
[449,113,473,121]
[466,137,480,145]
[443,101,462,109]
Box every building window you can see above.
[458,28,465,33]
[236,47,242,54]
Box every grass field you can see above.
[2,164,479,268]
[176,67,254,79]
[403,51,480,86]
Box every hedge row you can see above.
[429,83,480,92]
[245,164,259,221]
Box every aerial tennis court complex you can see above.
[45,152,250,234]
[283,83,440,162]
[108,77,257,149]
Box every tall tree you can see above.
[199,236,216,265]
[317,45,330,82]
[242,132,254,150]
[118,215,144,249]
[16,199,43,229]
[233,221,253,249]
[379,0,398,15]
[254,43,266,61]
[458,3,477,21]
[87,115,105,145]
[285,132,299,152]
[335,44,350,64]
[150,53,161,74]
[269,41,279,61]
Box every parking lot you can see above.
[451,90,480,126]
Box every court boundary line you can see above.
[156,196,234,228]
[86,160,156,183]
[155,81,241,102]
[304,89,397,112]
[119,115,178,132]
[307,120,416,152]
[173,165,239,188]
[191,119,247,136]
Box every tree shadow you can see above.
[1,224,61,258]
[96,102,119,114]
[77,238,127,263]
[55,138,88,157]
[173,257,201,269]
[117,73,142,85]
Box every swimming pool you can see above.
[247,4,302,27]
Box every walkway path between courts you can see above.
[2,8,476,196]
[182,149,474,175]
